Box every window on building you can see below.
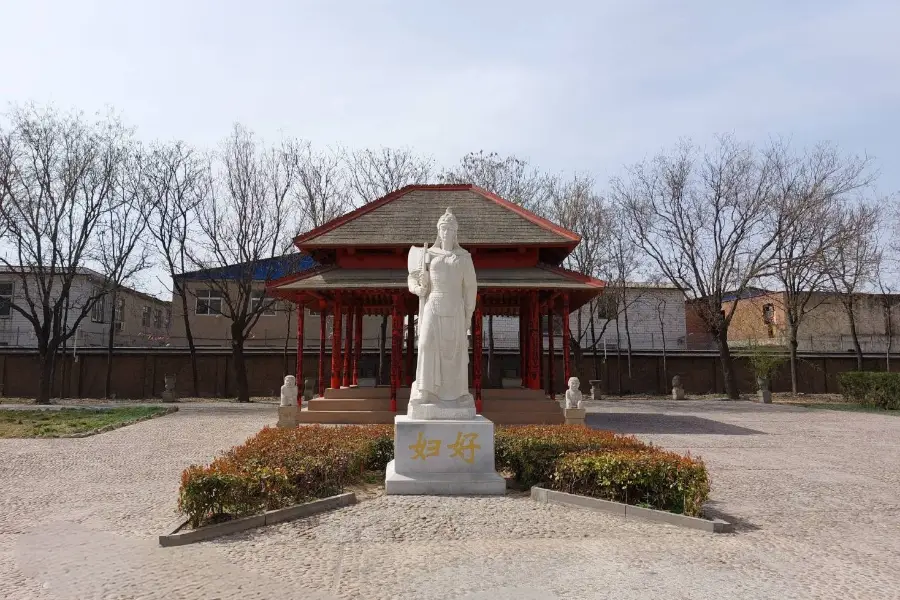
[250,291,277,316]
[196,289,223,315]
[762,303,775,324]
[141,305,151,327]
[153,308,162,329]
[164,309,171,329]
[91,291,106,323]
[0,282,13,318]
[114,297,125,332]
[592,295,618,321]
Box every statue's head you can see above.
[436,207,458,250]
[568,376,580,391]
[284,375,296,386]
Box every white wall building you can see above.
[0,268,170,348]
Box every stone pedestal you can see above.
[564,408,586,425]
[672,387,685,400]
[277,405,298,428]
[161,374,177,402]
[385,415,506,495]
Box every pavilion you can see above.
[268,184,605,424]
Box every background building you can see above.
[0,268,170,348]
[170,255,388,350]
[726,289,900,353]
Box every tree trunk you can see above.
[378,315,388,385]
[231,337,251,402]
[615,315,622,395]
[845,299,864,370]
[715,329,739,399]
[177,283,200,397]
[659,318,668,387]
[623,295,633,378]
[589,300,599,379]
[105,292,116,399]
[788,318,799,394]
[36,350,54,405]
[487,315,494,386]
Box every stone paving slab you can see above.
[1,400,899,599]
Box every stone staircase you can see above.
[299,387,564,425]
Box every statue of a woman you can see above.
[406,208,477,420]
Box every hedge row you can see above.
[179,425,392,527]
[495,425,709,516]
[179,424,711,526]
[839,372,900,409]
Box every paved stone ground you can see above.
[1,400,899,599]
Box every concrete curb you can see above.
[158,492,357,547]
[531,487,733,533]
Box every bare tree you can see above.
[142,141,208,396]
[190,124,300,402]
[345,146,434,380]
[614,135,779,399]
[440,151,549,214]
[603,206,646,383]
[0,105,133,403]
[443,150,551,381]
[546,173,611,378]
[768,142,875,392]
[825,202,882,370]
[99,148,151,397]
[346,146,433,205]
[293,143,350,231]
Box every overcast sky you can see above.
[2,0,898,297]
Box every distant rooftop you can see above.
[174,254,318,282]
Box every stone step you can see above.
[308,397,561,413]
[299,410,397,424]
[482,412,565,425]
[322,387,551,401]
[298,409,564,425]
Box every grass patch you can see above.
[0,406,170,438]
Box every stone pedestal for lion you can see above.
[384,208,505,496]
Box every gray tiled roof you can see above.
[301,188,575,246]
[278,266,600,290]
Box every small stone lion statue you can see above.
[565,376,584,409]
[280,375,299,407]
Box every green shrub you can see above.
[551,450,711,517]
[839,372,900,409]
[178,424,393,527]
[179,422,713,526]
[495,425,653,488]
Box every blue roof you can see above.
[175,254,318,282]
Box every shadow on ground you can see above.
[702,501,761,533]
[586,413,765,435]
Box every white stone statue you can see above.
[565,377,584,409]
[406,208,477,420]
[280,375,298,407]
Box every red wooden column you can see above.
[562,292,572,382]
[352,306,363,386]
[547,300,555,400]
[527,290,541,389]
[295,301,304,405]
[390,293,403,412]
[519,298,527,384]
[318,302,327,396]
[404,308,415,387]
[342,303,353,387]
[330,294,342,390]
[473,293,484,412]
